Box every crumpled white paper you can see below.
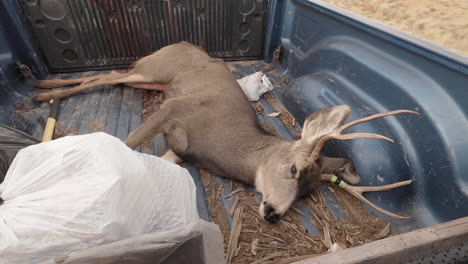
[237,72,274,101]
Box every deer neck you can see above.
[235,134,291,185]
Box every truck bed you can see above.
[2,0,467,262]
[20,61,414,262]
[2,59,466,263]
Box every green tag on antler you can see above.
[329,174,347,188]
[338,181,347,188]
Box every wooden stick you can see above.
[229,195,240,217]
[245,205,319,247]
[224,188,245,199]
[291,206,305,216]
[322,225,332,249]
[304,202,324,227]
[226,204,243,264]
[251,252,283,264]
[280,220,320,246]
[260,233,287,243]
[251,238,259,256]
[375,223,392,240]
[258,243,288,250]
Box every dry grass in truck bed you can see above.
[200,167,392,264]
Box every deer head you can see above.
[255,105,418,223]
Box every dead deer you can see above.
[36,42,418,223]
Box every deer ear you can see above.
[301,105,351,147]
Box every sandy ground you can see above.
[321,0,468,55]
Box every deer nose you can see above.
[263,203,280,224]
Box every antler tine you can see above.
[309,133,394,161]
[309,109,419,161]
[337,133,394,142]
[353,179,413,193]
[337,109,420,133]
[321,174,413,219]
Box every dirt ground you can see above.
[322,0,468,55]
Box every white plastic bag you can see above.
[237,71,274,101]
[0,132,199,264]
[39,220,226,264]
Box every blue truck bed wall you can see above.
[0,0,467,234]
[264,0,468,230]
[0,1,47,137]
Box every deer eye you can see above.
[290,164,297,175]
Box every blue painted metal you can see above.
[264,0,468,231]
[186,165,211,222]
[0,1,47,78]
[263,0,286,62]
[0,0,47,136]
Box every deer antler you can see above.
[309,109,419,219]
[309,109,420,161]
[321,174,413,219]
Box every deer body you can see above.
[36,42,417,222]
[126,42,288,185]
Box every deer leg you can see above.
[39,71,166,93]
[124,106,172,150]
[161,149,183,163]
[124,82,168,92]
[320,157,360,185]
[125,100,187,152]
[37,75,102,89]
[35,73,149,101]
[37,71,122,89]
